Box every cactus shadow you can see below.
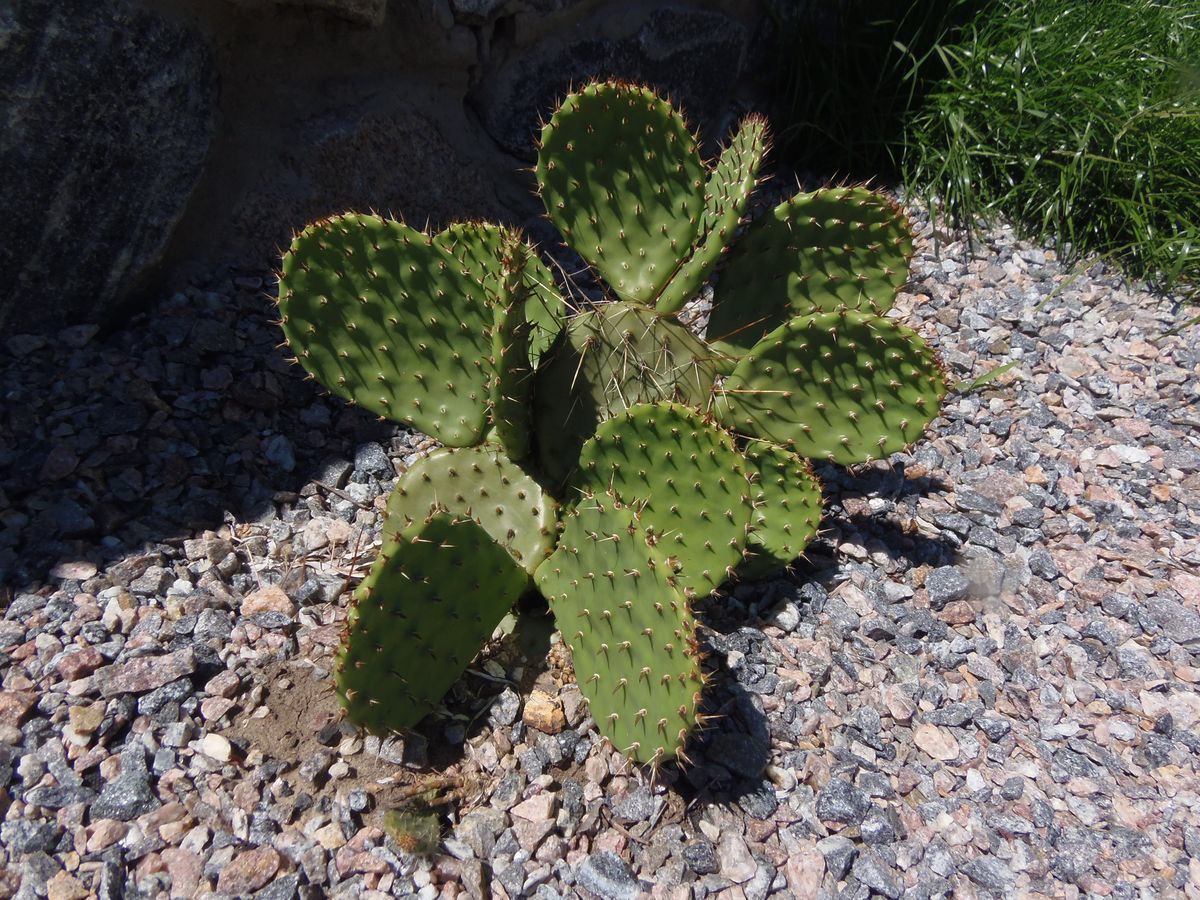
[817,458,953,502]
[0,276,418,593]
[417,591,558,771]
[650,596,775,813]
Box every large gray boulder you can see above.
[0,0,217,333]
[469,4,753,159]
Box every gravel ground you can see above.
[2,206,1199,900]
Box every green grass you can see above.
[904,0,1200,291]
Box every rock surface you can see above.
[468,4,753,159]
[0,0,775,333]
[0,0,216,332]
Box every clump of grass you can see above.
[905,0,1200,291]
[765,0,987,176]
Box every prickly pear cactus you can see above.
[274,77,951,769]
[740,441,824,579]
[707,187,915,353]
[337,514,528,733]
[537,83,707,305]
[489,234,537,461]
[382,445,557,575]
[717,310,948,465]
[534,494,705,765]
[532,302,719,486]
[654,115,769,314]
[278,215,498,446]
[572,402,753,599]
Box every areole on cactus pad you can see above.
[273,79,949,767]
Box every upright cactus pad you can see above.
[534,494,704,765]
[533,302,719,486]
[717,310,948,465]
[708,187,914,353]
[656,115,769,314]
[279,214,496,446]
[572,402,752,599]
[337,514,527,733]
[536,81,706,305]
[434,222,567,370]
[383,446,557,575]
[490,235,536,461]
[522,254,570,369]
[740,441,824,578]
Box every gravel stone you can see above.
[851,849,903,899]
[2,201,1196,900]
[963,856,1012,891]
[860,806,900,844]
[925,566,970,607]
[683,840,718,875]
[577,851,639,900]
[90,750,159,821]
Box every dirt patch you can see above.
[231,659,420,807]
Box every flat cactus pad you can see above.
[740,441,824,578]
[571,402,752,599]
[383,446,557,575]
[708,187,914,353]
[337,514,527,733]
[535,494,704,765]
[536,81,706,305]
[717,310,947,465]
[278,214,496,446]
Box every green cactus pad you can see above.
[337,514,527,733]
[534,494,704,765]
[432,221,505,285]
[740,441,824,579]
[572,402,752,599]
[434,222,567,370]
[278,214,496,446]
[707,187,914,353]
[383,446,557,575]
[536,81,706,305]
[656,115,769,314]
[522,254,570,369]
[716,310,947,465]
[490,236,536,461]
[436,222,566,369]
[382,806,442,856]
[532,302,720,487]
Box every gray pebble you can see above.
[925,566,970,607]
[577,850,640,900]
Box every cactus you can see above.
[654,115,769,315]
[572,402,753,599]
[707,187,914,353]
[336,513,528,734]
[434,222,568,370]
[716,309,948,465]
[382,806,442,856]
[489,234,537,461]
[532,302,719,486]
[382,446,557,576]
[536,82,706,305]
[740,441,824,578]
[274,79,951,768]
[534,494,704,765]
[278,214,498,446]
